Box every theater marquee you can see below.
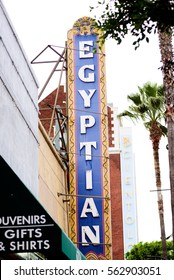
[67,17,112,260]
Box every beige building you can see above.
[38,121,69,234]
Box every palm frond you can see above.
[157,85,164,97]
[137,104,149,114]
[159,124,167,136]
[117,110,141,125]
[117,110,136,119]
[127,94,142,106]
[143,82,158,97]
[119,82,165,136]
[144,121,152,130]
[149,96,164,110]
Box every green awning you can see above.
[61,231,86,260]
[0,156,86,260]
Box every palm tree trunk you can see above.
[158,29,174,251]
[151,139,167,259]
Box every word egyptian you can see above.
[77,40,100,246]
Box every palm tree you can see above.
[118,82,168,259]
[158,29,174,254]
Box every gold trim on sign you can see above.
[67,28,78,244]
[67,17,112,259]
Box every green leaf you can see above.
[146,36,149,43]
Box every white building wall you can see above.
[0,1,39,197]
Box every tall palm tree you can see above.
[158,28,174,254]
[118,82,168,259]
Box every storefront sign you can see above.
[0,156,86,260]
[0,214,53,252]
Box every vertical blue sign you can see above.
[67,17,112,260]
[74,34,103,256]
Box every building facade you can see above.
[108,105,124,259]
[0,0,38,197]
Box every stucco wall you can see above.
[0,1,39,197]
[38,121,69,234]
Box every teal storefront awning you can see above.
[0,156,86,260]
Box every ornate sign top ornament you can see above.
[73,16,98,35]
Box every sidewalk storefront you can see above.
[0,156,86,260]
